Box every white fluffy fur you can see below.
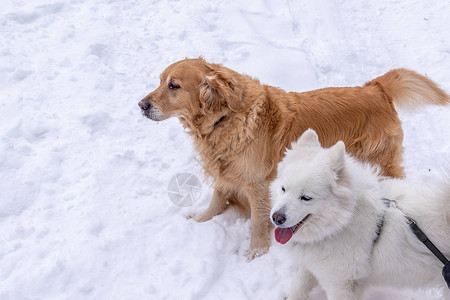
[270,129,450,300]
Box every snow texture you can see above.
[1,0,449,299]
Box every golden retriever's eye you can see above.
[281,186,285,193]
[168,83,180,90]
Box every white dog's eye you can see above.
[169,83,180,90]
[300,195,312,201]
[281,186,285,193]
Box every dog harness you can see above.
[375,198,450,289]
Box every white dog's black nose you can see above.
[272,212,286,226]
[138,100,152,111]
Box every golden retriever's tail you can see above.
[365,68,449,110]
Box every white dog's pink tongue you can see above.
[275,227,294,244]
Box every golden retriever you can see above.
[139,57,449,259]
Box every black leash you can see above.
[406,217,449,265]
[377,198,450,289]
[406,217,450,289]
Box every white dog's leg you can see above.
[287,267,318,300]
[326,281,364,300]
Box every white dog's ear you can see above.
[328,141,346,173]
[291,129,321,152]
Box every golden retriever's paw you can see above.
[184,213,209,222]
[192,212,214,222]
[245,247,269,261]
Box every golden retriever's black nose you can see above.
[272,212,286,226]
[138,100,152,111]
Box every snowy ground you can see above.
[1,0,449,299]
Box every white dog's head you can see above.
[270,129,357,245]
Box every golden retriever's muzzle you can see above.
[138,99,163,121]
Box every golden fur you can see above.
[139,58,449,259]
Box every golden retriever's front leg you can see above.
[247,208,272,260]
[193,188,228,222]
[245,186,273,260]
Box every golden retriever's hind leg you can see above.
[380,158,405,178]
[193,188,229,222]
[376,133,405,179]
[357,127,405,179]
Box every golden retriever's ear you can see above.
[199,69,243,112]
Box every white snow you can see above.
[1,0,449,299]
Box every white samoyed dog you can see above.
[270,129,450,300]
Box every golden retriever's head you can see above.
[139,57,243,135]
